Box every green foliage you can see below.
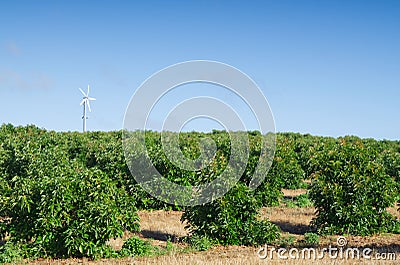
[181,183,280,246]
[268,135,305,189]
[0,125,139,259]
[119,236,154,257]
[1,124,400,261]
[275,235,295,247]
[392,221,400,234]
[124,130,280,208]
[249,134,283,207]
[0,242,25,264]
[165,239,175,252]
[186,234,214,251]
[309,137,398,236]
[283,193,313,208]
[295,193,313,207]
[304,232,319,246]
[2,165,139,259]
[379,150,400,204]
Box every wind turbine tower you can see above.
[79,85,96,132]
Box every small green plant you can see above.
[119,236,154,257]
[165,239,176,253]
[295,193,313,207]
[187,234,214,251]
[283,198,297,208]
[392,221,400,234]
[304,232,319,246]
[98,246,120,259]
[276,235,295,247]
[0,242,25,264]
[282,194,313,208]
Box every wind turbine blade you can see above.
[80,99,86,105]
[88,97,96,101]
[79,87,86,97]
[87,85,90,96]
[87,100,92,112]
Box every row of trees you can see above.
[0,124,399,259]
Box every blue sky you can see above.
[0,1,399,139]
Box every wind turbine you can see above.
[79,85,96,132]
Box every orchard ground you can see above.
[23,189,400,265]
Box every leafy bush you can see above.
[309,137,398,235]
[186,234,214,251]
[304,232,319,246]
[1,165,139,259]
[295,193,313,207]
[0,242,25,264]
[275,235,295,247]
[0,125,140,259]
[181,183,280,246]
[119,236,154,257]
[283,193,313,208]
